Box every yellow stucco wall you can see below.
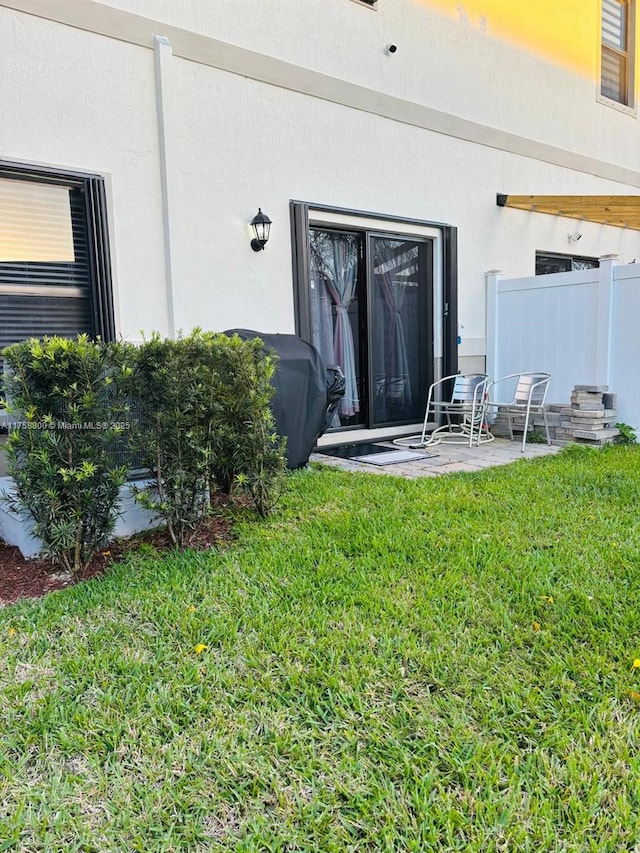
[413,0,637,84]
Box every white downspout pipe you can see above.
[154,34,179,338]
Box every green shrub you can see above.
[2,331,287,563]
[202,332,286,517]
[130,330,286,544]
[1,335,134,575]
[614,422,637,445]
[129,332,212,547]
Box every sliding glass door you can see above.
[369,234,431,426]
[309,229,365,426]
[308,226,432,430]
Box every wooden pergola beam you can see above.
[496,194,640,231]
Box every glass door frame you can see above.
[309,224,368,428]
[366,230,434,429]
[291,201,458,431]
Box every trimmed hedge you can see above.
[2,331,287,568]
[2,335,134,574]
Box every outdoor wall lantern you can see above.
[250,208,272,251]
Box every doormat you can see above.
[351,449,434,466]
[316,442,394,459]
[317,443,436,466]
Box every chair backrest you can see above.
[513,373,551,406]
[451,373,487,403]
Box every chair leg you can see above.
[507,412,514,443]
[468,402,476,448]
[475,412,483,446]
[477,416,487,446]
[521,406,532,452]
[542,409,551,446]
[420,411,430,445]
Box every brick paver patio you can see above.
[311,437,562,478]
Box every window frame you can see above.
[0,160,116,343]
[598,0,637,114]
[535,251,600,276]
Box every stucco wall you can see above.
[89,0,640,167]
[1,0,639,360]
[171,56,640,352]
[0,6,169,340]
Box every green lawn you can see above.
[1,445,640,851]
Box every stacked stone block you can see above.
[564,385,618,445]
[490,384,619,447]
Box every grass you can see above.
[1,444,640,851]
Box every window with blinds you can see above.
[601,0,634,106]
[0,163,115,369]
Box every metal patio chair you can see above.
[485,372,552,452]
[394,373,492,449]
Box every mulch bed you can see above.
[0,511,236,607]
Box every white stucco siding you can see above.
[0,7,169,339]
[85,0,639,170]
[1,2,639,358]
[172,56,640,346]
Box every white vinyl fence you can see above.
[486,258,640,428]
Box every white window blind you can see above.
[601,0,631,104]
[602,0,627,48]
[0,178,75,263]
[0,164,115,362]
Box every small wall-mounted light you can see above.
[567,231,582,243]
[250,208,272,251]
